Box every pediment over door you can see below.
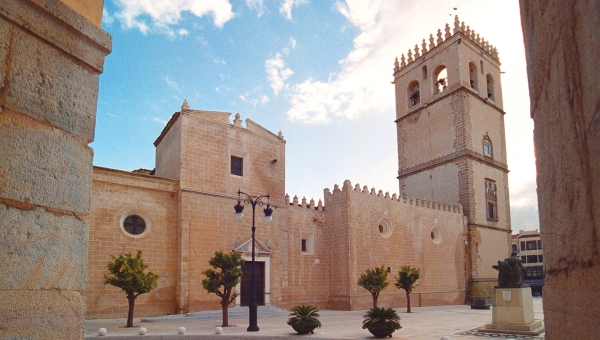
[233,238,272,256]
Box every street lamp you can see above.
[233,190,273,332]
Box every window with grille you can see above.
[485,179,498,220]
[231,156,243,176]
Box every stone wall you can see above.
[273,199,329,310]
[85,167,179,319]
[175,110,286,205]
[519,1,600,337]
[326,180,467,310]
[0,0,110,338]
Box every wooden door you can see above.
[240,261,265,306]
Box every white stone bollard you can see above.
[139,327,147,335]
[441,336,450,340]
[98,328,107,336]
[178,326,186,334]
[215,326,223,334]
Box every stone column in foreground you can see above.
[0,0,110,338]
[519,0,600,338]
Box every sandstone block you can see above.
[0,111,93,213]
[0,16,8,97]
[0,17,99,141]
[0,289,85,339]
[0,204,88,290]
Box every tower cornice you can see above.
[397,148,509,179]
[395,86,505,124]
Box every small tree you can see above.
[104,250,159,327]
[395,266,420,313]
[201,251,245,327]
[357,265,389,308]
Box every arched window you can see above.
[433,65,447,95]
[422,65,428,80]
[469,62,479,90]
[486,74,495,101]
[483,133,493,158]
[407,80,420,107]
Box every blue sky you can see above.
[95,0,539,231]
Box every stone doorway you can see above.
[240,261,265,306]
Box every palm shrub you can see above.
[287,305,322,330]
[362,306,402,331]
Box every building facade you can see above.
[84,17,511,318]
[511,230,544,295]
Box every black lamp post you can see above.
[234,190,273,332]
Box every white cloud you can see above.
[265,38,298,95]
[261,95,270,105]
[102,9,115,25]
[251,95,270,106]
[213,58,227,65]
[279,0,307,21]
[152,117,168,125]
[265,53,294,95]
[165,76,180,91]
[177,28,189,35]
[246,0,265,17]
[239,93,248,101]
[113,0,235,35]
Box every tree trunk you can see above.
[221,300,229,327]
[372,291,379,309]
[406,292,411,313]
[127,294,136,327]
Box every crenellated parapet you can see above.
[325,179,463,214]
[394,15,499,73]
[284,193,324,211]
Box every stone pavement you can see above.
[85,298,544,339]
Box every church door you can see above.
[240,261,265,306]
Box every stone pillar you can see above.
[0,0,110,339]
[519,1,600,338]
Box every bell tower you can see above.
[393,16,511,303]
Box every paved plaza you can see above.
[85,298,544,339]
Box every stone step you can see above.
[142,306,289,323]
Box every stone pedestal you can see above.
[480,287,544,335]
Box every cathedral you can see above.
[84,17,511,319]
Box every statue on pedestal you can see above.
[492,251,527,287]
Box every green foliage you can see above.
[104,250,159,298]
[357,265,389,307]
[362,306,402,330]
[287,305,322,329]
[201,251,244,303]
[395,266,420,294]
[357,265,389,293]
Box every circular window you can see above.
[119,210,152,238]
[378,218,393,238]
[124,215,146,235]
[430,226,442,244]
